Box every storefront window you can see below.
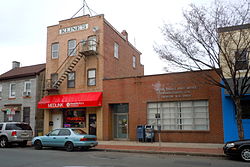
[147,100,209,131]
[63,108,86,128]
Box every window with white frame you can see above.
[87,69,96,86]
[68,39,76,56]
[88,36,97,51]
[51,43,59,59]
[23,81,31,96]
[133,56,136,68]
[0,84,2,99]
[51,73,58,88]
[147,100,209,131]
[114,42,119,59]
[67,72,75,88]
[9,83,16,98]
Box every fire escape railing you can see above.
[46,38,98,90]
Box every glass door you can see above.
[114,113,128,139]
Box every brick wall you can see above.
[46,15,105,94]
[103,70,224,143]
[103,19,144,79]
[46,15,144,94]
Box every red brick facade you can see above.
[103,70,224,143]
[43,15,144,138]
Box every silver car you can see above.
[0,122,33,148]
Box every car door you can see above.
[57,129,71,147]
[42,129,60,147]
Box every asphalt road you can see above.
[0,146,249,167]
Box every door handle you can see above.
[65,137,68,139]
[53,137,56,139]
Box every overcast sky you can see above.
[0,0,213,75]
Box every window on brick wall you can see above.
[51,73,58,88]
[133,56,136,68]
[87,69,96,86]
[114,42,119,59]
[67,72,75,88]
[88,36,97,51]
[9,83,16,98]
[51,43,59,59]
[68,39,76,56]
[147,100,209,131]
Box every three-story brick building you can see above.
[38,15,144,139]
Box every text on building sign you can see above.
[59,24,88,34]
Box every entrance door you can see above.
[89,114,96,135]
[52,112,62,130]
[114,113,128,139]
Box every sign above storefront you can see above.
[38,92,102,109]
[152,81,198,99]
[59,23,88,34]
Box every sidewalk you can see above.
[94,141,225,157]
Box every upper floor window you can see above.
[9,83,16,98]
[133,56,136,68]
[23,81,31,96]
[235,49,249,71]
[114,42,119,59]
[51,73,58,88]
[88,36,97,51]
[68,40,76,56]
[51,43,59,59]
[67,72,75,88]
[0,84,2,99]
[87,69,96,86]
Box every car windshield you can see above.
[71,129,87,135]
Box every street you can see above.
[0,146,249,167]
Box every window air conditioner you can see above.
[23,91,31,96]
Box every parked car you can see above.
[32,128,98,152]
[223,139,250,162]
[0,122,33,148]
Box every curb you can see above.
[93,148,226,158]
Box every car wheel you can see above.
[65,142,74,152]
[0,137,8,148]
[34,140,43,150]
[240,147,250,161]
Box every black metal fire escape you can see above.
[46,38,98,91]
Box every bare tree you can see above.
[154,0,250,140]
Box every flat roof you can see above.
[218,24,250,33]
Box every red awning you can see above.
[38,92,102,109]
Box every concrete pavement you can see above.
[27,140,225,157]
[94,141,225,157]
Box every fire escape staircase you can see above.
[46,39,98,91]
[53,54,83,89]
